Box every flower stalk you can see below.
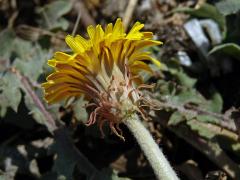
[124,114,179,180]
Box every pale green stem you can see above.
[124,114,179,180]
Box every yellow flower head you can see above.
[42,18,162,139]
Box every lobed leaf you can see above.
[209,43,240,60]
[216,0,240,16]
[0,72,21,117]
[36,0,72,30]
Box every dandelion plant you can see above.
[42,18,179,180]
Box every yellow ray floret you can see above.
[42,18,163,104]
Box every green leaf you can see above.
[216,0,240,16]
[13,44,49,81]
[208,93,223,113]
[174,3,226,36]
[168,111,185,126]
[166,59,196,88]
[175,71,197,88]
[23,87,59,131]
[172,89,203,105]
[0,29,15,59]
[52,18,69,30]
[209,43,240,60]
[156,80,176,96]
[0,72,21,116]
[36,0,72,30]
[12,38,32,59]
[0,29,15,71]
[187,120,216,139]
[24,94,46,126]
[42,0,72,19]
[196,115,219,124]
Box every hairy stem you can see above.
[124,114,179,180]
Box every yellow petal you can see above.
[143,32,153,39]
[150,57,161,68]
[87,25,95,40]
[53,52,70,61]
[135,40,163,50]
[105,23,113,35]
[65,35,84,53]
[126,22,144,39]
[112,18,125,38]
[75,35,90,50]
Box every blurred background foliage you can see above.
[1,0,240,179]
